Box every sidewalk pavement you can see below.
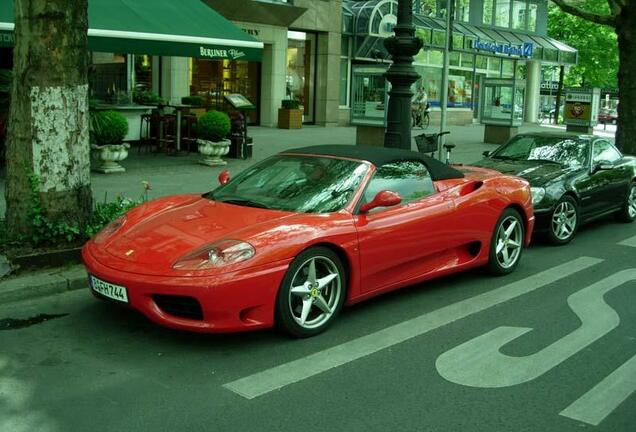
[0,122,616,306]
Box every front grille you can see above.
[153,295,203,321]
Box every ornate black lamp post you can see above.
[383,0,422,149]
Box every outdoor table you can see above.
[167,103,193,154]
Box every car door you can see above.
[584,139,628,215]
[353,161,458,294]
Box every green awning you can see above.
[0,0,263,61]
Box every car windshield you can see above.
[491,136,588,168]
[207,155,369,213]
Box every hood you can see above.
[473,158,569,186]
[102,195,294,268]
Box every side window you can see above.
[363,161,436,206]
[592,140,621,164]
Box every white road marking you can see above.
[435,269,636,388]
[618,234,636,248]
[560,353,636,426]
[223,257,603,399]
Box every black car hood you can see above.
[473,158,572,186]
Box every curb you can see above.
[0,265,88,305]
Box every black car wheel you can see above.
[487,208,525,276]
[616,181,636,223]
[548,195,579,245]
[275,247,346,338]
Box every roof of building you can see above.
[283,145,465,180]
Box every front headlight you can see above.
[173,240,255,270]
[530,187,545,205]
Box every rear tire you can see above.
[487,208,525,276]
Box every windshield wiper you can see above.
[216,196,270,209]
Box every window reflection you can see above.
[364,161,436,206]
[493,136,589,168]
[211,155,368,213]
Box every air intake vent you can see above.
[153,295,203,321]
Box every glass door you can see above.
[286,31,316,123]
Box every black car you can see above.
[474,132,636,245]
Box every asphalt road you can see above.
[1,217,635,432]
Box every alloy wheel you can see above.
[628,184,636,219]
[551,201,577,241]
[287,256,342,330]
[495,215,523,269]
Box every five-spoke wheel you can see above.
[488,208,525,275]
[548,195,578,245]
[276,247,346,337]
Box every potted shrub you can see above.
[132,89,164,106]
[196,110,231,166]
[278,99,302,129]
[90,110,130,173]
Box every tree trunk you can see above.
[615,3,636,155]
[6,0,91,236]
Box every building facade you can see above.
[340,0,577,126]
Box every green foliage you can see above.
[132,89,164,105]
[90,110,129,145]
[281,99,300,109]
[197,110,230,141]
[0,171,148,249]
[181,95,205,106]
[548,1,618,89]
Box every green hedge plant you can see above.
[181,95,205,106]
[281,99,300,109]
[91,110,129,145]
[197,110,230,142]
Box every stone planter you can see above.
[91,143,130,173]
[197,138,230,166]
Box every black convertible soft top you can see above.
[284,145,465,181]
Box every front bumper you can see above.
[82,245,290,333]
[532,207,553,233]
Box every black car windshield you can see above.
[207,155,369,213]
[491,136,588,168]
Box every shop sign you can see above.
[472,39,533,58]
[541,81,559,91]
[199,47,246,60]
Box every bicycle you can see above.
[414,130,454,164]
[411,102,431,129]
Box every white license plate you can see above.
[90,275,129,303]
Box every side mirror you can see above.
[482,150,491,158]
[218,170,231,185]
[593,160,613,173]
[359,190,402,213]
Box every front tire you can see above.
[615,181,636,223]
[548,195,579,245]
[275,247,346,338]
[487,208,525,276]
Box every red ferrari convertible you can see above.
[83,145,534,337]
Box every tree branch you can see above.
[551,0,617,27]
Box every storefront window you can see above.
[190,59,261,124]
[449,52,460,67]
[452,33,464,51]
[134,55,153,92]
[495,0,510,28]
[483,0,493,25]
[488,57,501,73]
[287,31,316,123]
[461,53,474,69]
[351,66,388,125]
[502,59,514,77]
[512,0,527,30]
[448,70,474,108]
[476,55,489,70]
[431,30,445,48]
[528,2,538,32]
[414,65,441,107]
[88,52,128,103]
[429,50,443,66]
